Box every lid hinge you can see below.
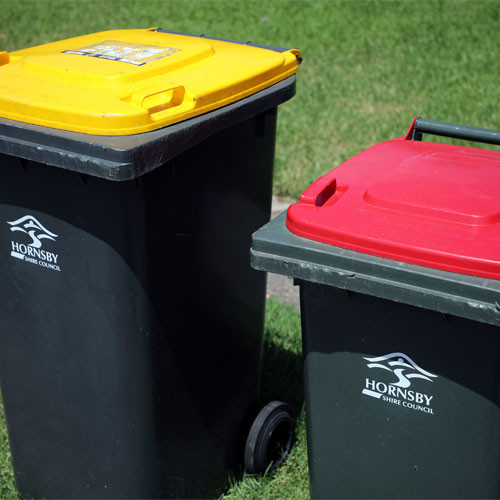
[0,52,10,66]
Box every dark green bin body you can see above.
[251,213,500,499]
[0,77,296,499]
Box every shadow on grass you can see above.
[260,298,304,421]
[260,340,304,418]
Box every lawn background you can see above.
[2,0,500,199]
[1,1,500,498]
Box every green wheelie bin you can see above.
[251,117,500,499]
[0,28,300,499]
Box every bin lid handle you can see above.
[130,85,187,112]
[405,116,500,146]
[299,175,337,207]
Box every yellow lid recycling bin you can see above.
[0,29,301,499]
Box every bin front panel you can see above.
[0,154,162,498]
[300,281,500,499]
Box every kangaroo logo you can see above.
[7,215,58,248]
[364,352,437,388]
[6,215,61,272]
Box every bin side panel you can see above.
[300,281,500,499]
[140,108,276,497]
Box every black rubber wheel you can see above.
[244,401,295,474]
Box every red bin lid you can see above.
[286,125,500,280]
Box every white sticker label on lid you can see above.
[63,40,181,66]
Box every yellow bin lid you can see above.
[0,28,301,136]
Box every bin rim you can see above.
[0,76,295,181]
[251,212,500,327]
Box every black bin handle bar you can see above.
[409,117,500,146]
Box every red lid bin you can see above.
[251,117,500,499]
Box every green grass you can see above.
[0,390,19,500]
[1,0,500,198]
[221,299,308,500]
[1,2,500,497]
[0,299,306,500]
